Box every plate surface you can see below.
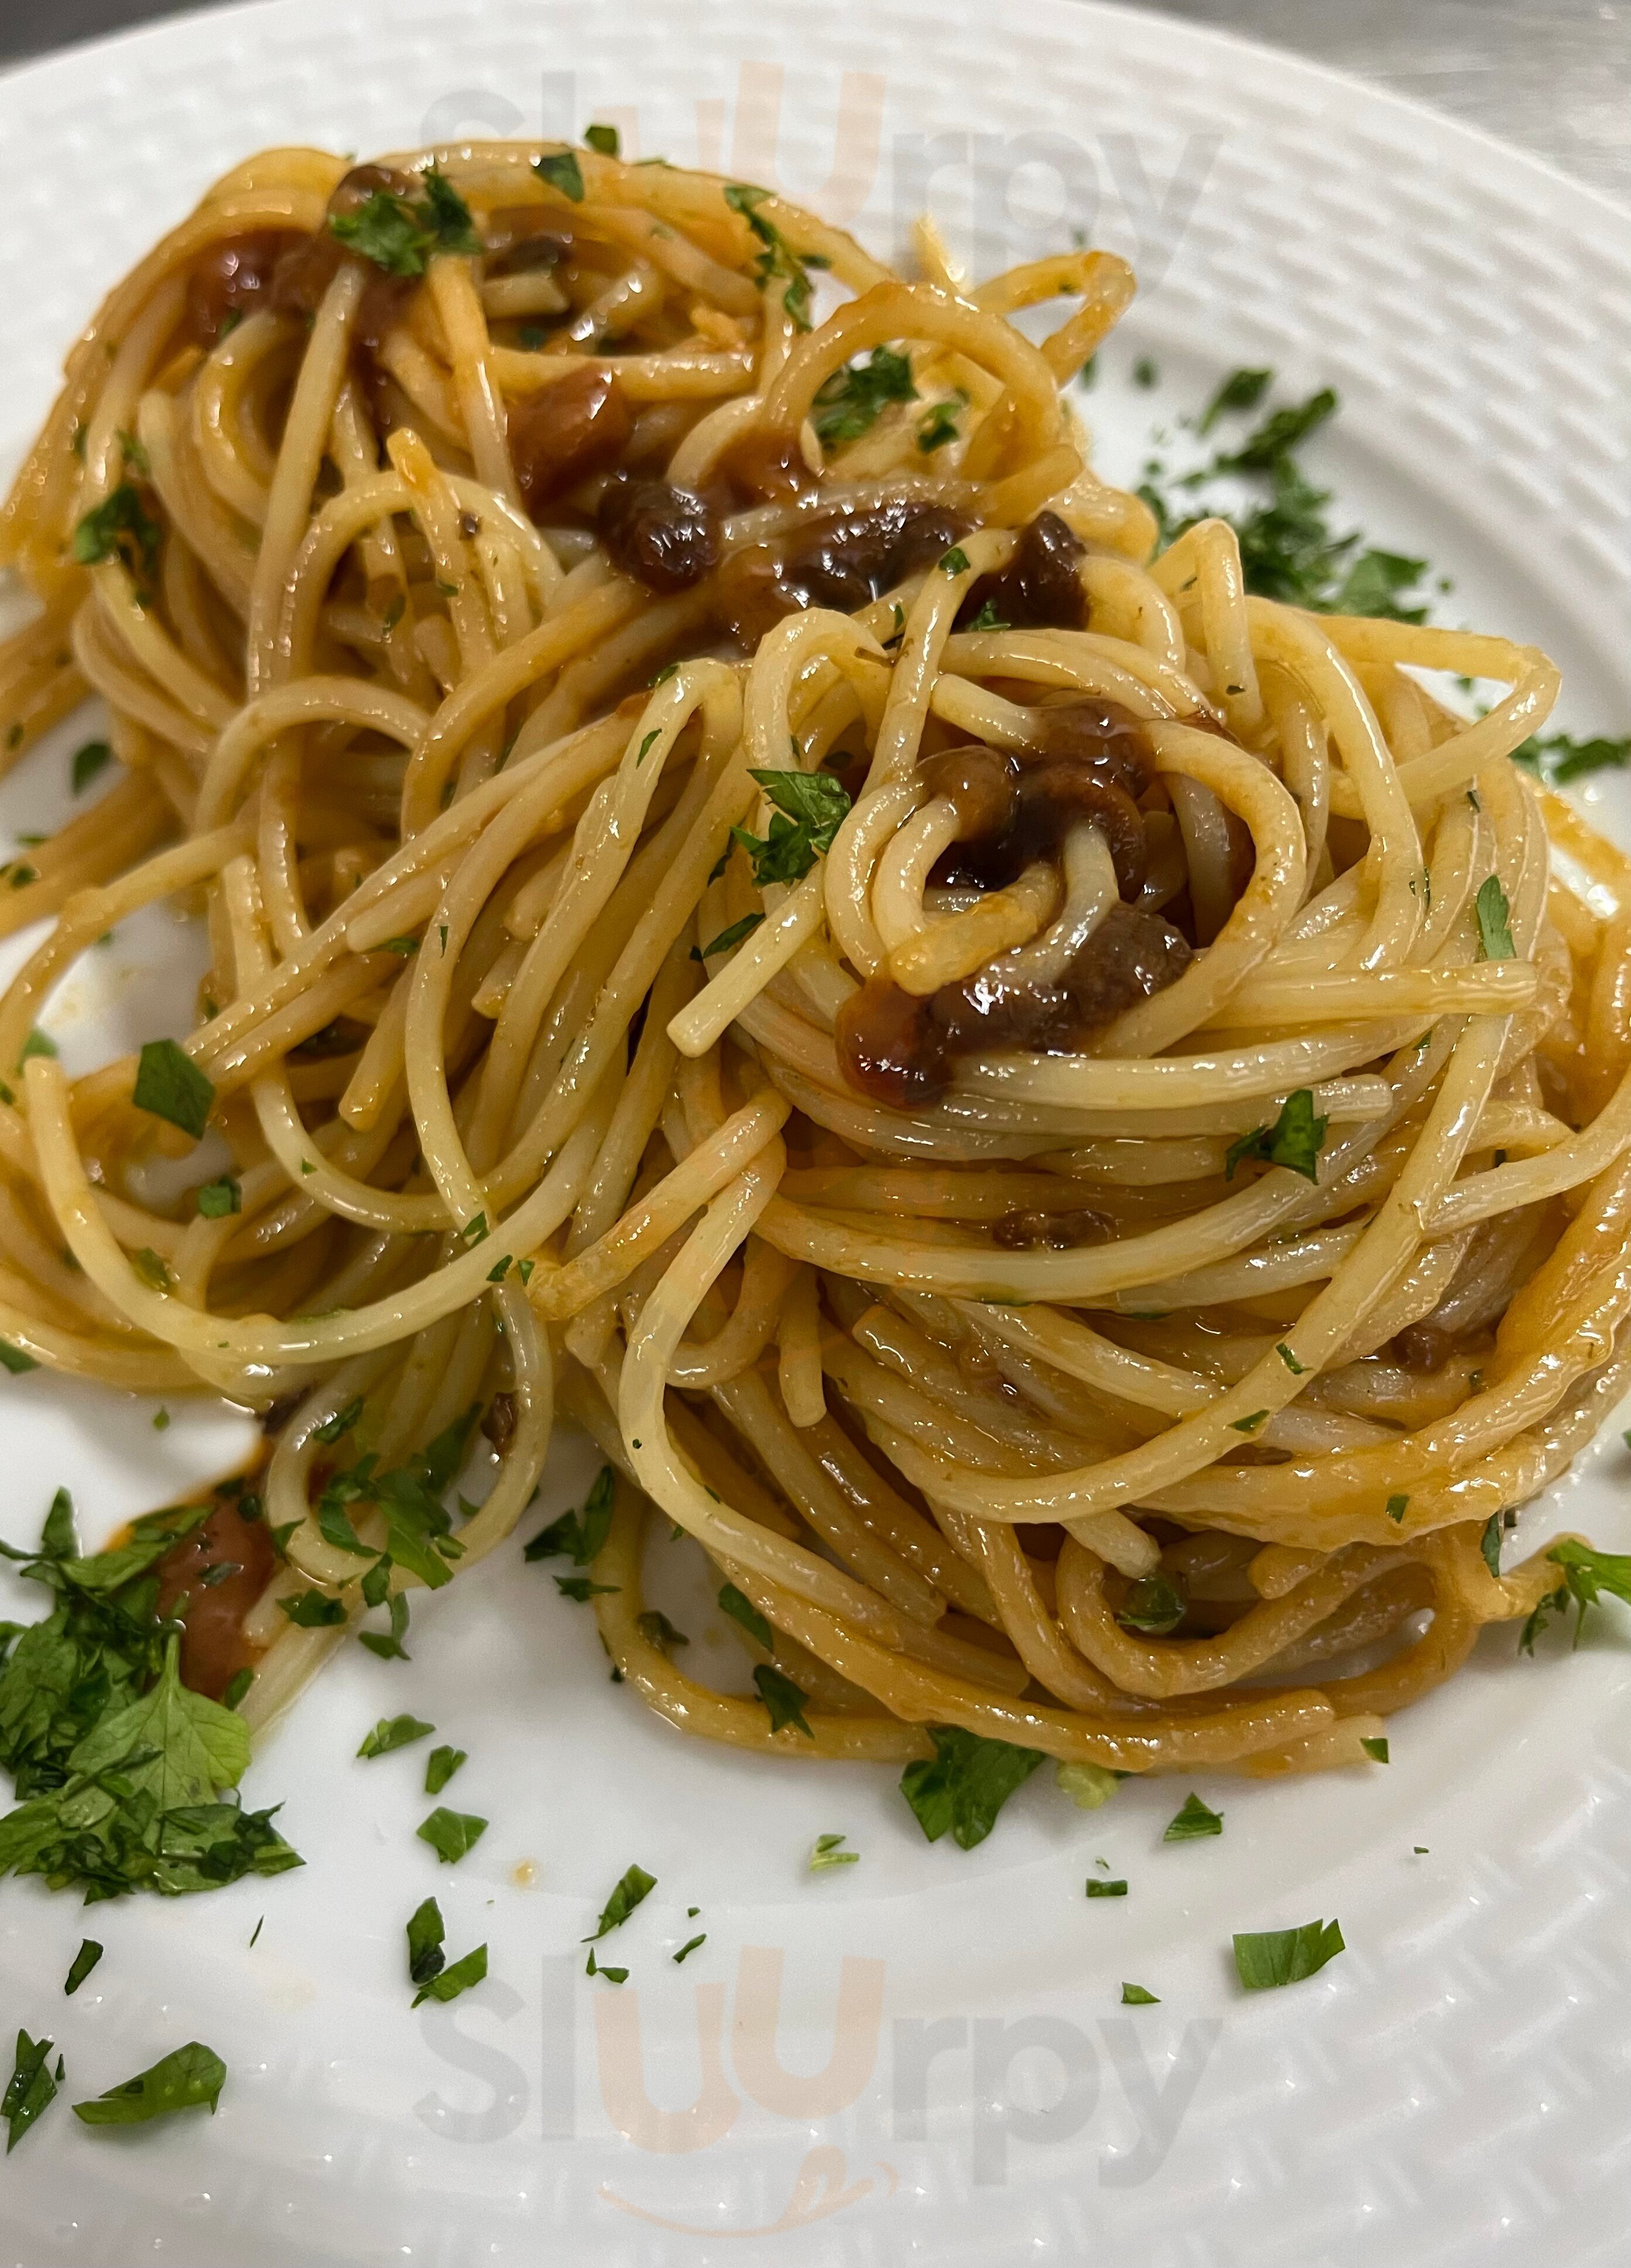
[1,4,1629,2262]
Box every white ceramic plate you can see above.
[1,5,1629,2261]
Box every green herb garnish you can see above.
[731,768,851,889]
[1224,1088,1328,1183]
[357,1713,433,1760]
[132,1038,214,1141]
[722,182,827,330]
[811,344,916,447]
[417,1808,488,1864]
[1475,874,1515,961]
[424,1744,467,1794]
[753,1662,813,1737]
[330,170,479,275]
[1115,1573,1187,1636]
[72,485,162,582]
[73,2041,225,2126]
[693,912,763,960]
[1163,1791,1223,1841]
[900,1725,1044,1850]
[64,1939,103,1995]
[718,1582,773,1648]
[71,740,113,794]
[2,2032,58,2150]
[534,149,585,203]
[1232,1919,1345,1991]
[585,1862,656,1940]
[524,1466,614,1566]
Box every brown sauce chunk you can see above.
[155,1496,276,1702]
[598,475,721,592]
[186,230,301,345]
[957,510,1088,632]
[511,366,633,517]
[708,497,972,649]
[837,901,1192,1109]
[993,1206,1114,1250]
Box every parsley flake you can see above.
[132,1038,214,1141]
[1164,1792,1223,1841]
[358,1713,433,1760]
[900,1725,1043,1850]
[1232,1919,1345,1992]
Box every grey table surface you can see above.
[1,0,1627,206]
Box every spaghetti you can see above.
[0,135,1624,1791]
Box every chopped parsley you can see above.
[1163,1792,1223,1841]
[722,183,828,330]
[754,1662,813,1737]
[524,1466,614,1565]
[916,396,964,453]
[0,1496,300,1901]
[1145,374,1429,621]
[1115,1573,1187,1636]
[132,1039,214,1142]
[718,1582,773,1648]
[70,739,113,794]
[424,1744,466,1794]
[313,1395,364,1444]
[899,1725,1044,1850]
[417,1808,488,1864]
[3,2032,59,2150]
[1386,1495,1409,1524]
[693,912,763,960]
[1198,367,1272,434]
[277,1588,345,1628]
[1361,1736,1390,1763]
[1224,1088,1328,1182]
[1481,1513,1504,1578]
[556,1574,618,1603]
[64,1939,102,1995]
[357,1713,433,1760]
[583,122,619,157]
[330,171,479,275]
[1232,1918,1345,1991]
[811,344,916,448]
[634,1609,688,1654]
[1513,731,1631,783]
[1475,874,1515,961]
[1521,1538,1631,1653]
[0,1342,38,1375]
[809,1831,858,1873]
[406,1898,487,2006]
[1085,1877,1128,1898]
[1122,1982,1159,2003]
[406,1894,445,1987]
[1231,1410,1269,1434]
[73,2041,225,2126]
[195,1175,240,1219]
[71,484,162,586]
[673,1932,707,1963]
[965,598,1010,632]
[731,768,851,888]
[585,1862,656,1941]
[534,149,585,202]
[939,546,971,576]
[315,1405,478,1596]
